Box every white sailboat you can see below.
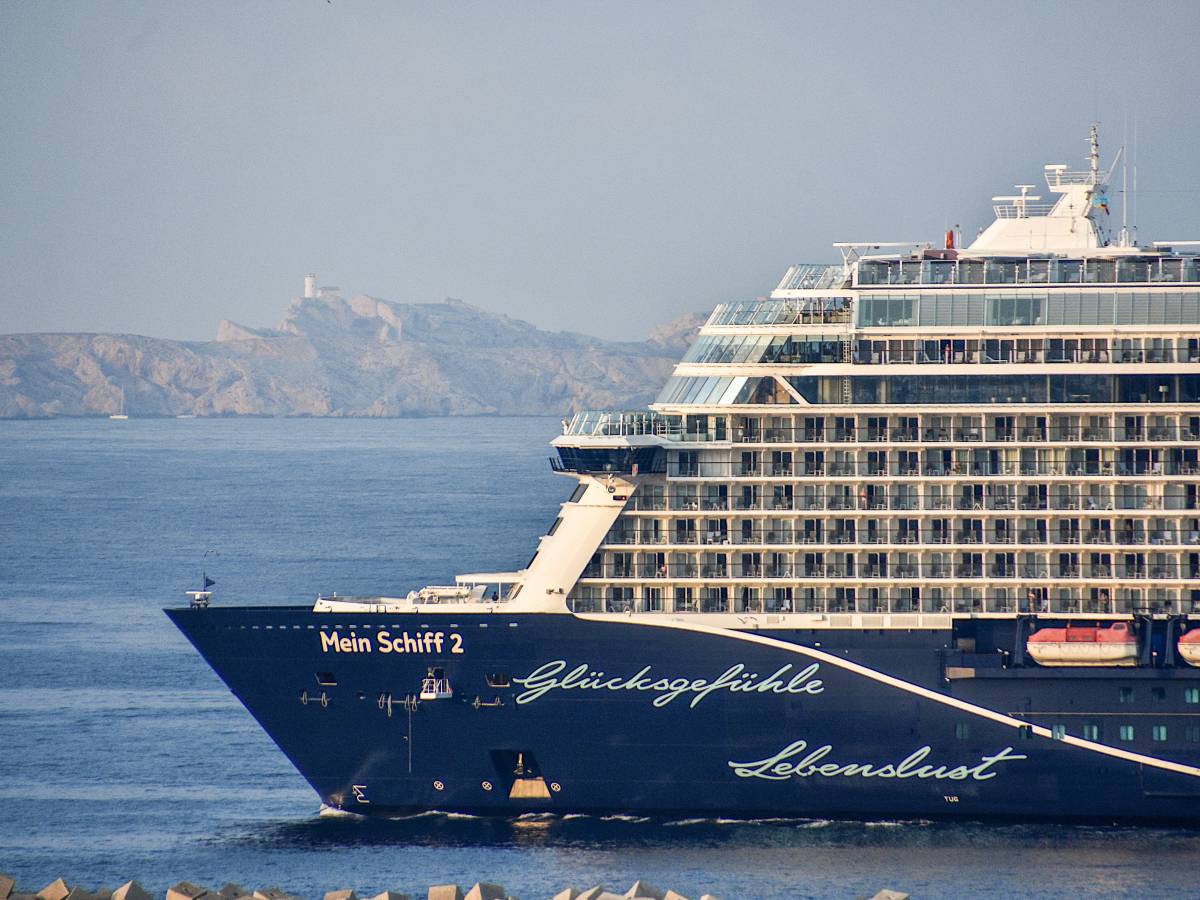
[109,387,128,420]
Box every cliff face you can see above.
[0,296,705,418]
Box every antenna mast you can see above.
[1132,116,1139,246]
[1089,123,1099,185]
[1120,117,1129,248]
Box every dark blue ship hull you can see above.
[166,607,1200,822]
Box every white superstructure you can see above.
[326,130,1200,625]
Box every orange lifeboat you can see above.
[1179,629,1200,667]
[1026,622,1138,667]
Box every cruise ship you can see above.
[169,130,1200,822]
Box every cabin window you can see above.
[1152,725,1168,742]
[1151,687,1166,702]
[1052,724,1067,740]
[1082,724,1100,741]
[485,672,511,688]
[1119,725,1135,742]
[954,723,970,740]
[1185,688,1199,704]
[568,484,587,503]
[1186,726,1200,743]
[315,671,337,686]
[1119,687,1134,704]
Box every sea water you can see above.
[1,417,1198,900]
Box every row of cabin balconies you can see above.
[665,455,1200,479]
[629,488,1195,514]
[850,335,1200,367]
[568,585,1199,617]
[582,555,1200,582]
[687,335,1200,368]
[852,255,1200,287]
[694,426,1200,444]
[603,519,1200,548]
[666,414,1200,445]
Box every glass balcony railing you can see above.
[563,410,679,437]
[854,255,1200,288]
[600,525,1200,549]
[709,297,854,327]
[578,562,1196,582]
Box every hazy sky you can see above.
[2,2,1199,342]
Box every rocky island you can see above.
[0,291,705,418]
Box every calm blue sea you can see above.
[2,417,1199,900]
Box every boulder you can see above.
[324,892,356,900]
[425,888,463,900]
[64,889,94,900]
[166,885,207,900]
[869,892,910,900]
[365,893,409,900]
[0,876,14,900]
[218,887,247,900]
[252,890,293,900]
[551,891,579,900]
[37,883,71,900]
[111,883,151,900]
[624,884,664,900]
[662,893,691,900]
[464,886,506,900]
[37,881,70,900]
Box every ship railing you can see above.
[579,562,1196,582]
[566,591,1200,617]
[852,340,1200,368]
[991,202,1055,219]
[664,460,1199,479]
[708,296,854,327]
[600,528,1198,550]
[646,495,1193,517]
[563,410,683,438]
[1045,167,1096,187]
[774,263,848,291]
[852,255,1200,287]
[651,424,1200,445]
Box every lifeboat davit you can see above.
[1026,622,1139,667]
[1179,629,1200,667]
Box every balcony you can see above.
[854,254,1200,287]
